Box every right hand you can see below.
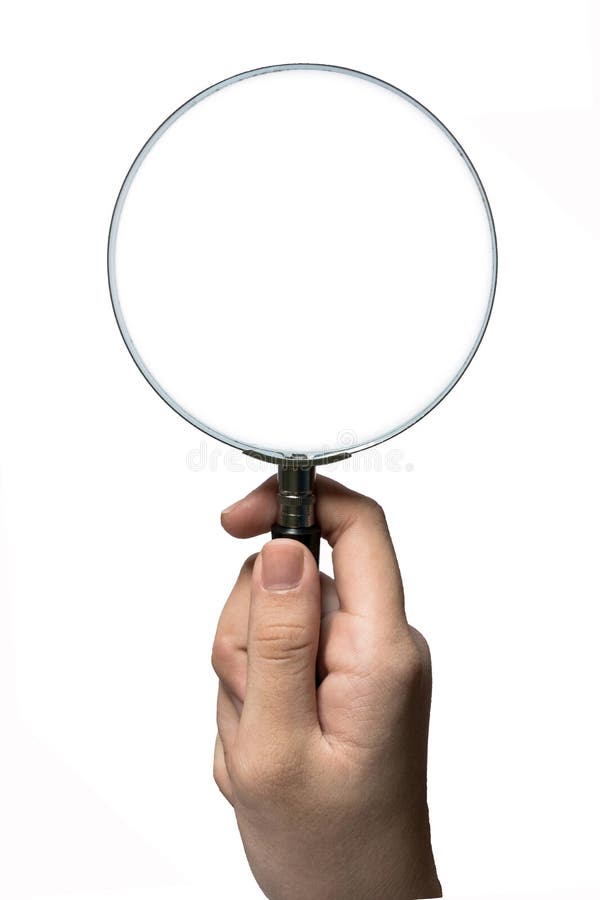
[212,474,442,900]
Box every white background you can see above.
[1,2,599,899]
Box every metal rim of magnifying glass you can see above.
[107,62,498,467]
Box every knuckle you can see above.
[359,495,388,528]
[408,625,432,666]
[381,636,426,689]
[213,766,232,803]
[213,738,233,804]
[398,640,428,694]
[239,553,258,578]
[211,633,236,677]
[253,619,313,664]
[399,640,426,683]
[212,755,223,786]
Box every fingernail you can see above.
[221,500,239,516]
[261,541,304,591]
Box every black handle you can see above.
[272,460,320,564]
[271,522,321,564]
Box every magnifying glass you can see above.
[107,63,497,563]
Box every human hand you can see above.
[212,475,442,900]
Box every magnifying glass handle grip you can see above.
[271,522,321,565]
[273,462,320,564]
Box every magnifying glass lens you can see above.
[110,65,495,462]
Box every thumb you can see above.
[242,539,321,741]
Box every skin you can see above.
[212,474,442,900]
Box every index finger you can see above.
[221,474,407,629]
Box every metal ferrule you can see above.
[277,461,316,528]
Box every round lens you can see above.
[108,64,496,461]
